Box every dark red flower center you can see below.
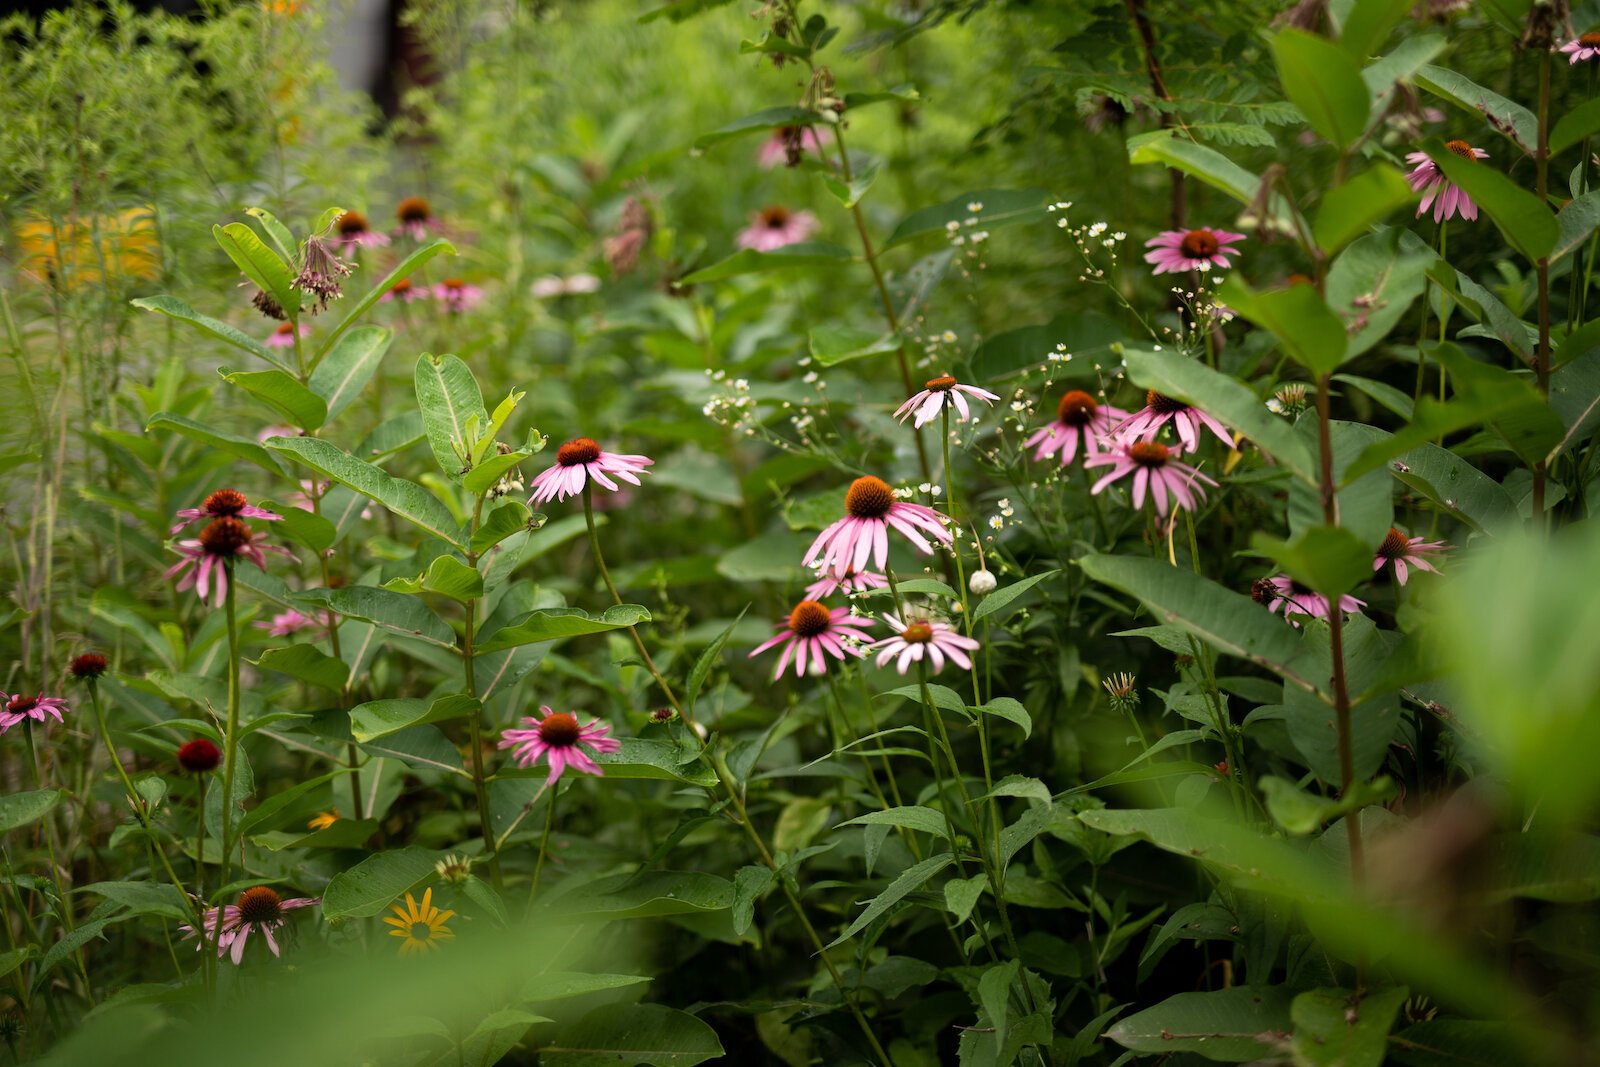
[1377,527,1409,559]
[337,210,369,235]
[1145,390,1189,415]
[788,600,832,637]
[557,437,601,466]
[203,489,249,517]
[198,517,251,557]
[1445,139,1478,160]
[1583,33,1600,46]
[441,278,466,291]
[925,375,958,391]
[844,476,895,519]
[900,622,934,644]
[1056,390,1098,426]
[70,653,108,679]
[6,695,37,715]
[177,738,221,773]
[759,206,791,229]
[1128,441,1170,468]
[1179,230,1220,258]
[1249,577,1278,605]
[391,277,413,295]
[396,196,432,222]
[237,886,283,925]
[537,713,582,747]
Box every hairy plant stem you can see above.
[218,566,242,893]
[528,784,558,907]
[1532,45,1553,525]
[463,495,502,890]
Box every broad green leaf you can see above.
[1121,347,1317,482]
[1312,165,1413,254]
[808,324,899,367]
[1218,278,1348,376]
[971,569,1058,622]
[317,238,455,359]
[243,206,296,261]
[1291,986,1408,1067]
[821,158,879,208]
[839,806,950,837]
[1078,553,1321,696]
[1390,1019,1539,1067]
[546,871,732,919]
[1427,342,1564,465]
[970,310,1123,381]
[1551,96,1600,156]
[678,242,855,284]
[308,326,392,422]
[221,368,327,431]
[1554,189,1600,264]
[214,222,297,318]
[731,865,774,936]
[686,607,749,715]
[148,412,288,476]
[1328,227,1433,359]
[880,682,966,714]
[1288,420,1393,546]
[589,738,717,788]
[258,498,336,554]
[292,585,456,651]
[1127,134,1295,228]
[358,725,469,777]
[462,450,530,497]
[130,295,284,368]
[541,1003,724,1067]
[1423,139,1557,262]
[1281,615,1404,782]
[1388,441,1518,532]
[975,696,1032,738]
[253,644,349,690]
[1107,986,1292,1062]
[826,852,953,948]
[1547,347,1600,461]
[471,500,531,555]
[350,694,479,743]
[0,789,65,832]
[1261,775,1394,835]
[383,555,484,603]
[883,188,1047,249]
[1415,65,1537,154]
[78,882,190,922]
[266,435,464,549]
[944,875,987,924]
[474,605,651,654]
[692,105,819,149]
[1273,29,1373,149]
[321,846,446,920]
[1253,524,1373,600]
[414,353,487,483]
[254,819,379,851]
[1339,0,1413,57]
[236,768,352,836]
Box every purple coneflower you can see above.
[433,278,485,313]
[1561,32,1600,64]
[70,653,108,680]
[177,738,221,774]
[498,707,620,786]
[528,438,653,506]
[748,600,875,679]
[1373,527,1448,585]
[1143,227,1246,274]
[166,517,293,608]
[393,196,439,241]
[758,125,823,169]
[1251,575,1365,626]
[171,488,282,535]
[182,886,319,965]
[736,206,817,251]
[0,693,70,734]
[1024,390,1129,467]
[256,609,328,638]
[870,613,980,675]
[1405,140,1488,223]
[379,277,428,304]
[1084,440,1217,517]
[894,375,1001,429]
[266,322,309,349]
[334,210,390,251]
[1115,390,1235,451]
[804,566,888,601]
[802,476,952,577]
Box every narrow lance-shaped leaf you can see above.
[316,238,455,360]
[266,435,464,549]
[308,326,392,422]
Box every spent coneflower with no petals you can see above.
[0,693,69,734]
[1024,390,1129,467]
[498,707,620,786]
[1083,440,1217,517]
[1373,527,1449,585]
[748,600,876,679]
[528,437,653,506]
[804,565,888,601]
[266,322,309,348]
[1405,140,1488,223]
[384,889,455,957]
[293,232,352,314]
[758,125,823,168]
[177,738,221,774]
[1251,575,1365,626]
[803,476,953,577]
[870,613,980,675]
[165,517,294,608]
[1561,32,1600,64]
[894,375,1001,429]
[334,209,390,250]
[1115,390,1235,450]
[69,653,108,680]
[736,205,817,251]
[1143,227,1246,274]
[433,278,485,313]
[171,488,283,535]
[181,886,319,965]
[393,196,440,240]
[378,276,428,303]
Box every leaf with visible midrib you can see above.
[540,1003,725,1067]
[267,435,464,549]
[291,585,457,650]
[322,847,447,919]
[309,326,392,422]
[415,353,487,482]
[474,605,651,654]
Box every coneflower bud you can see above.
[177,738,221,773]
[648,707,677,725]
[434,853,473,885]
[70,653,108,680]
[1102,672,1140,717]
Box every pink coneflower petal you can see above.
[498,707,619,785]
[1251,575,1365,627]
[736,206,817,251]
[1083,440,1217,518]
[1143,227,1246,275]
[894,376,1001,429]
[528,438,655,506]
[1373,527,1449,586]
[748,601,874,680]
[868,613,980,677]
[1404,141,1487,223]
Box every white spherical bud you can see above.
[969,569,997,596]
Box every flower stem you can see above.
[529,784,558,907]
[218,566,242,893]
[1531,43,1553,525]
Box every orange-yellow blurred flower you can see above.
[12,207,160,290]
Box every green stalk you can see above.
[218,568,242,893]
[463,495,501,890]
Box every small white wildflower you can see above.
[988,515,1004,531]
[941,330,957,343]
[969,570,997,595]
[967,201,984,213]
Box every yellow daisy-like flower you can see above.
[307,809,340,832]
[383,888,456,957]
